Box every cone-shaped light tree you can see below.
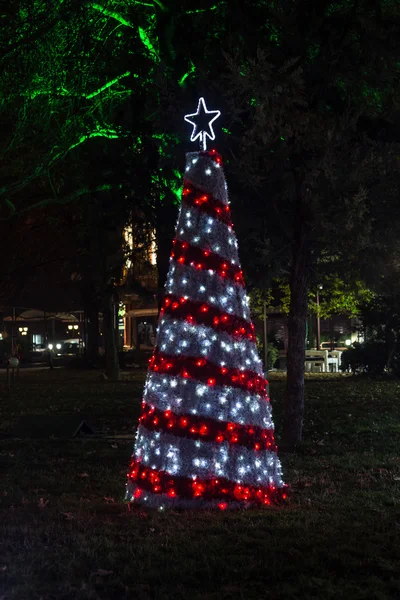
[126,98,287,509]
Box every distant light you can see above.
[48,344,53,350]
[345,339,351,346]
[56,343,62,350]
[68,325,73,330]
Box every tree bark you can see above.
[385,327,396,371]
[155,196,176,310]
[85,297,99,366]
[282,222,312,449]
[102,291,120,380]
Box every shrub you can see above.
[256,335,280,370]
[341,341,388,374]
[267,343,280,370]
[390,352,400,377]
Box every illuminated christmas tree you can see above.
[126,98,287,509]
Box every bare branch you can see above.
[1,184,123,220]
[0,125,126,201]
[89,3,136,27]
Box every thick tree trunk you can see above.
[282,224,312,449]
[155,196,176,311]
[102,291,120,381]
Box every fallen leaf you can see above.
[92,569,114,576]
[78,473,89,478]
[0,566,7,571]
[103,497,115,503]
[61,512,75,520]
[38,498,49,509]
[110,443,118,448]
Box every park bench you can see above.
[305,349,342,372]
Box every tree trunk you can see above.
[155,195,176,310]
[102,291,120,380]
[85,299,99,367]
[386,327,396,371]
[282,224,312,449]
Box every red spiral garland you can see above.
[128,460,288,506]
[161,294,256,342]
[149,351,267,395]
[182,183,232,227]
[171,238,244,285]
[139,402,276,452]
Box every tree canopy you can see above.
[2,0,400,432]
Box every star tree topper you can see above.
[184,97,221,151]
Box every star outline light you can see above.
[184,97,221,151]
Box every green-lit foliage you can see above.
[0,0,229,214]
[307,43,320,61]
[309,277,374,319]
[178,61,196,87]
[138,23,160,63]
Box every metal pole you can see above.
[263,301,268,372]
[316,291,321,350]
[7,365,11,395]
[12,307,16,356]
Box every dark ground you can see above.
[0,368,399,599]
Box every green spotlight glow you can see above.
[178,62,196,87]
[86,71,131,99]
[185,4,220,14]
[138,26,159,62]
[90,3,134,27]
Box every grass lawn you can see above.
[1,368,400,599]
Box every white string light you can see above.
[126,141,286,509]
